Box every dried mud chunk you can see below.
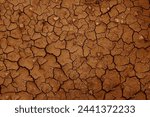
[34,37,47,48]
[66,90,85,99]
[116,3,126,13]
[107,26,123,41]
[30,64,43,79]
[97,37,114,54]
[46,78,60,92]
[99,14,110,24]
[66,40,79,53]
[7,23,17,30]
[135,62,149,73]
[102,55,114,69]
[68,69,79,80]
[9,0,23,6]
[44,54,60,68]
[122,25,133,44]
[139,30,149,41]
[35,76,46,90]
[87,77,102,93]
[35,21,44,32]
[133,32,150,48]
[83,45,90,57]
[61,63,72,75]
[54,27,62,35]
[48,15,59,25]
[100,1,110,14]
[46,92,55,100]
[40,83,52,93]
[95,23,107,33]
[0,23,6,32]
[94,90,105,100]
[61,0,74,8]
[7,51,20,61]
[35,93,47,100]
[57,50,72,65]
[105,86,123,100]
[95,68,105,78]
[32,33,41,40]
[0,77,4,85]
[39,66,53,81]
[13,68,33,91]
[54,40,66,49]
[108,21,117,29]
[77,62,91,79]
[27,81,41,96]
[4,60,19,70]
[31,47,46,57]
[114,55,129,66]
[19,13,30,25]
[47,89,66,100]
[129,22,141,32]
[55,89,66,100]
[76,34,86,46]
[16,92,33,100]
[111,40,124,55]
[37,57,47,65]
[74,78,88,92]
[46,44,60,56]
[7,37,22,48]
[75,6,87,19]
[102,70,120,92]
[109,7,118,18]
[138,0,149,9]
[10,11,19,22]
[61,80,74,92]
[40,64,55,79]
[54,68,68,83]
[31,0,40,6]
[0,38,7,49]
[4,46,14,53]
[136,48,150,62]
[123,77,140,99]
[126,14,137,24]
[131,92,146,100]
[0,93,15,100]
[1,84,16,93]
[87,56,98,68]
[23,48,34,57]
[120,64,135,78]
[10,28,22,39]
[70,92,95,100]
[18,57,34,70]
[85,31,96,40]
[55,8,70,19]
[43,22,53,33]
[3,77,12,86]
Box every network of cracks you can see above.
[0,0,150,99]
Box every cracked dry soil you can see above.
[0,0,150,100]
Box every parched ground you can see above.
[0,0,150,100]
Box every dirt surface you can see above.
[0,0,150,100]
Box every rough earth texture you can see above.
[0,0,150,100]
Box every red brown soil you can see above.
[0,0,150,100]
